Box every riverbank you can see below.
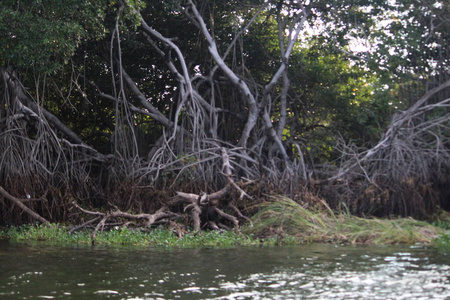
[244,196,449,247]
[1,223,448,251]
[1,225,266,247]
[1,198,449,251]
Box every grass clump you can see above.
[243,195,445,246]
[431,212,450,252]
[434,233,450,252]
[5,224,90,244]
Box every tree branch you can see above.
[0,186,49,224]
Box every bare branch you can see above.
[183,0,259,148]
[333,79,450,181]
[0,186,49,224]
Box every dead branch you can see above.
[72,201,179,244]
[333,79,450,181]
[174,147,252,231]
[0,186,49,224]
[214,207,238,227]
[68,216,102,234]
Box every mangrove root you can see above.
[0,186,49,224]
[70,148,251,243]
[172,148,251,231]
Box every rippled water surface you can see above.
[0,240,449,299]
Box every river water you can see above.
[0,240,449,299]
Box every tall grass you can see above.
[243,195,444,245]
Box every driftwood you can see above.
[71,148,251,242]
[172,148,251,231]
[71,201,179,245]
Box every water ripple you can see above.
[1,241,449,299]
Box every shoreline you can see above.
[1,216,448,251]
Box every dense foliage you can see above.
[0,0,448,226]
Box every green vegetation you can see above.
[1,224,265,248]
[431,213,450,252]
[0,0,107,73]
[2,196,448,251]
[434,233,450,252]
[0,0,449,242]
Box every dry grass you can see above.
[244,195,443,245]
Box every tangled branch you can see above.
[333,79,450,183]
[71,147,252,243]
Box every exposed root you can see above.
[325,80,450,217]
[171,148,250,231]
[70,148,251,243]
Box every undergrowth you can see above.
[431,211,450,252]
[1,195,449,251]
[1,224,271,247]
[243,195,447,248]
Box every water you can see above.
[0,240,449,299]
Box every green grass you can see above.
[434,233,450,252]
[1,224,268,248]
[431,212,450,252]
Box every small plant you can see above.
[434,233,450,253]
